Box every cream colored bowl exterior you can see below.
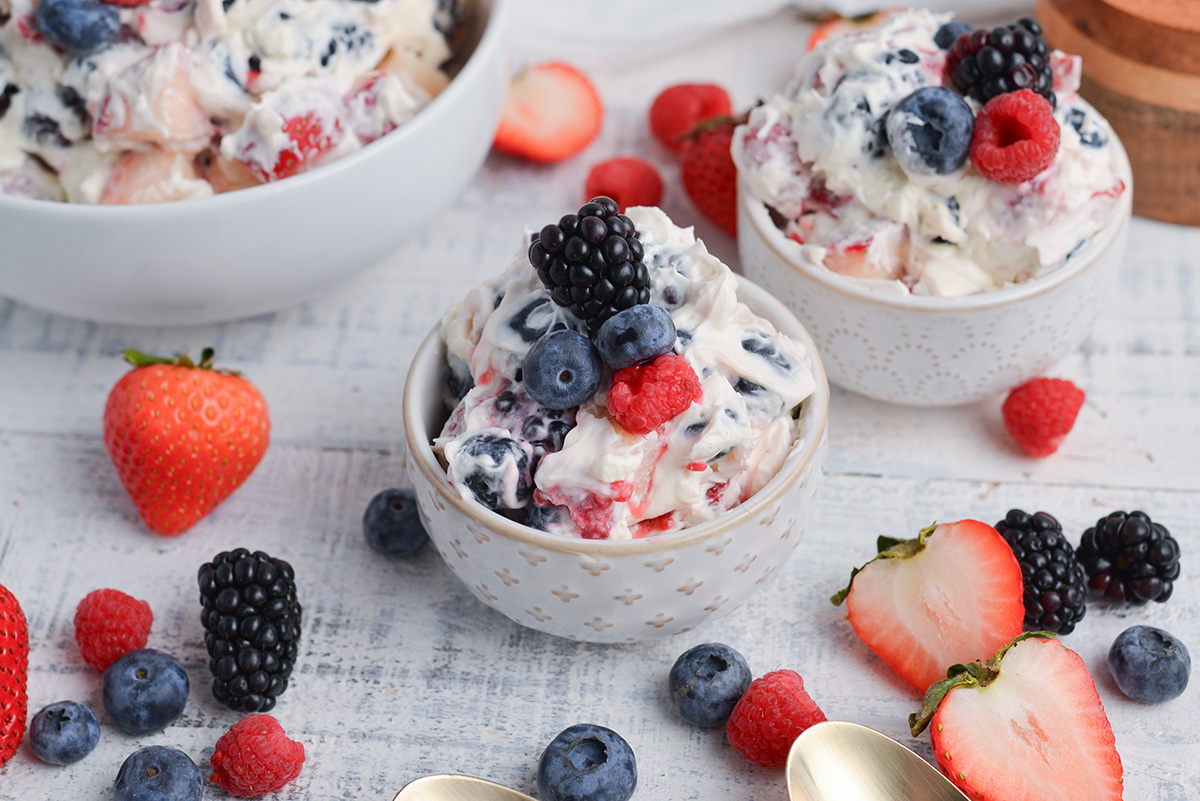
[403,278,830,643]
[737,139,1133,406]
[0,0,509,325]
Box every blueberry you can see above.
[668,643,752,727]
[1108,625,1190,703]
[537,724,637,801]
[446,431,533,510]
[525,501,570,533]
[114,746,203,801]
[362,488,429,557]
[523,329,602,410]
[885,87,974,176]
[28,701,100,765]
[102,649,189,735]
[934,20,973,49]
[596,304,676,370]
[446,354,474,401]
[35,0,119,55]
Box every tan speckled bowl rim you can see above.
[738,105,1134,313]
[402,275,830,558]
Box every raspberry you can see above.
[648,83,732,152]
[74,589,152,672]
[726,670,826,767]
[210,714,305,798]
[1001,377,1084,457]
[606,353,702,435]
[969,89,1060,184]
[584,157,663,212]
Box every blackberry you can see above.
[1078,511,1180,604]
[528,195,651,335]
[995,509,1086,634]
[945,18,1055,109]
[198,549,302,712]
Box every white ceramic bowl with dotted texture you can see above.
[736,138,1133,407]
[0,0,509,325]
[403,277,830,643]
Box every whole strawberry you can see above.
[680,114,746,237]
[103,348,270,536]
[0,583,28,771]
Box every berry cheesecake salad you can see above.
[733,9,1128,297]
[0,0,453,203]
[435,197,817,540]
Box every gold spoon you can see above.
[787,721,969,801]
[392,774,537,801]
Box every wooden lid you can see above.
[1043,0,1200,75]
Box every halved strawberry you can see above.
[806,9,898,51]
[492,62,602,164]
[910,633,1123,801]
[831,520,1024,692]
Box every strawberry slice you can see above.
[832,520,1024,692]
[493,62,602,163]
[911,633,1123,801]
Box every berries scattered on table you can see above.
[529,196,651,335]
[680,114,744,237]
[0,583,29,770]
[115,746,204,801]
[945,19,1055,108]
[1108,625,1191,703]
[34,0,119,55]
[994,509,1087,634]
[648,83,732,153]
[607,353,702,435]
[1000,376,1083,456]
[211,714,306,797]
[103,348,270,536]
[28,701,100,766]
[596,304,676,370]
[726,670,826,768]
[362,488,429,557]
[102,648,189,735]
[493,62,603,164]
[885,87,974,176]
[524,329,603,410]
[668,643,752,728]
[910,633,1123,801]
[934,20,973,50]
[537,723,637,801]
[199,549,302,713]
[831,520,1024,693]
[584,157,663,212]
[1077,510,1180,604]
[74,588,153,672]
[969,89,1061,185]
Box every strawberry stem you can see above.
[122,347,230,374]
[831,524,938,606]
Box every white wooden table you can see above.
[1,7,1198,800]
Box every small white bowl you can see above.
[737,139,1133,406]
[0,0,509,325]
[403,277,830,643]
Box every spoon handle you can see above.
[393,774,538,801]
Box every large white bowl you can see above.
[403,277,830,643]
[737,135,1133,406]
[0,0,509,325]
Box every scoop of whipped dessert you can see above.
[435,201,816,540]
[732,8,1127,297]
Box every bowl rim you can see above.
[738,113,1134,314]
[403,274,830,558]
[0,0,508,217]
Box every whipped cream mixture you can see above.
[0,0,450,202]
[436,206,817,540]
[733,8,1127,297]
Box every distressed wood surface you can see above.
[1,6,1199,800]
